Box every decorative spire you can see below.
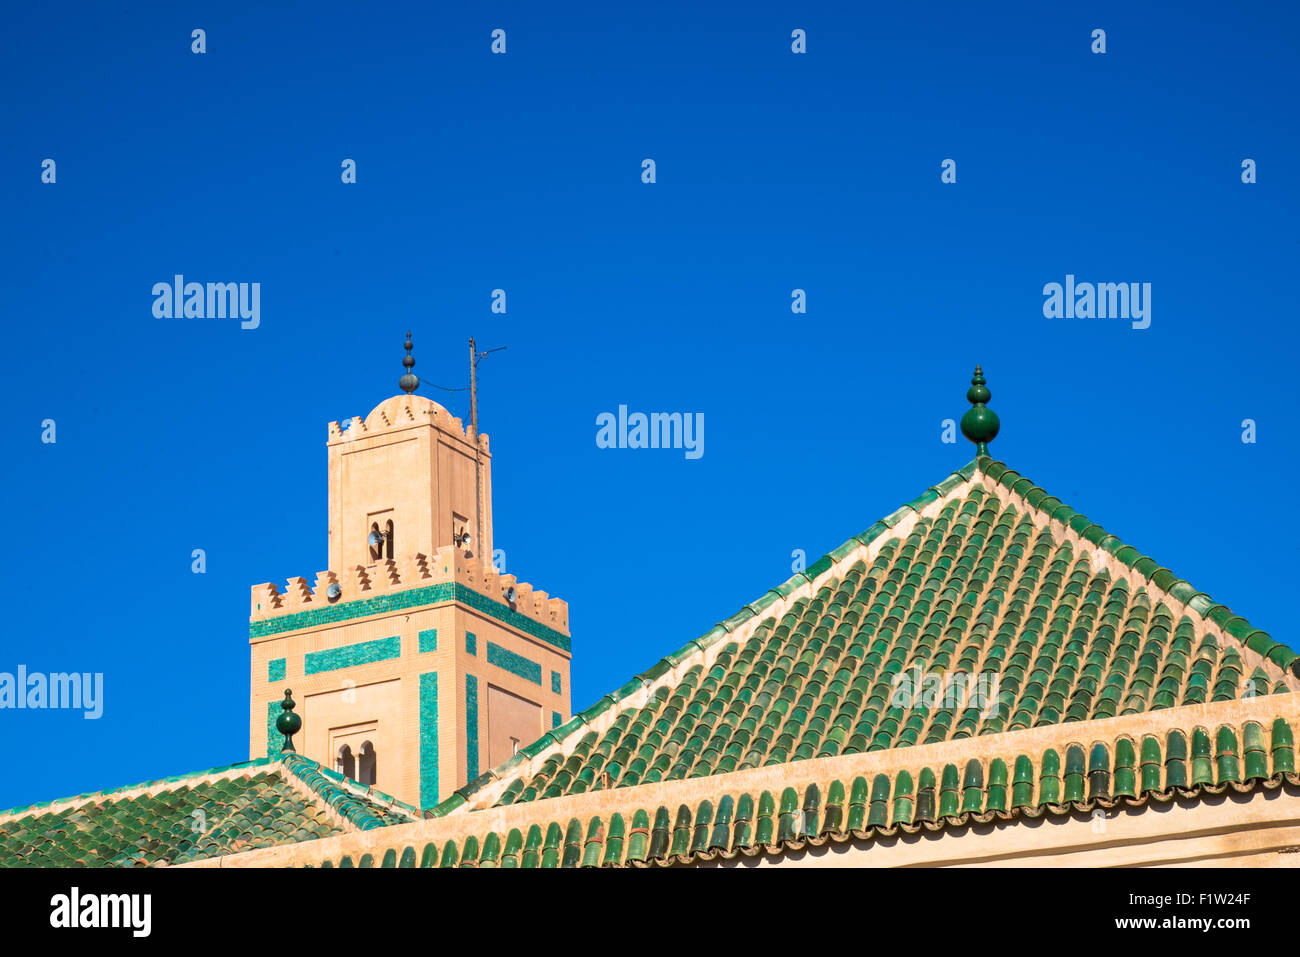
[959,365,1000,457]
[276,689,303,752]
[399,331,419,394]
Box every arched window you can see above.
[384,519,394,560]
[357,740,377,786]
[336,744,355,781]
[368,522,383,562]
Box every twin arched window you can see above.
[336,741,377,786]
[336,744,355,780]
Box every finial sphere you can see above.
[959,364,999,456]
[399,332,419,394]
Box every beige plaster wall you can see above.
[327,394,493,572]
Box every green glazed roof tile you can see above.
[0,760,352,867]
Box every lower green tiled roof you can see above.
[448,458,1296,812]
[312,713,1298,868]
[0,764,341,867]
[0,752,418,867]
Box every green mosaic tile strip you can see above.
[248,582,571,653]
[552,671,562,694]
[456,585,570,654]
[267,700,281,755]
[420,672,439,809]
[487,642,542,685]
[267,658,286,682]
[418,628,438,653]
[552,711,562,729]
[304,636,401,676]
[466,675,479,782]
[466,630,477,656]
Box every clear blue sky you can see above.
[2,1,1297,809]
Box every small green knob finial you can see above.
[399,331,419,394]
[959,365,999,457]
[276,689,303,753]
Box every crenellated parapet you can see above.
[250,545,568,636]
[326,394,490,453]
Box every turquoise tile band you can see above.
[418,628,438,653]
[419,672,439,809]
[249,582,570,653]
[466,674,479,782]
[266,700,281,755]
[304,636,401,675]
[487,642,541,685]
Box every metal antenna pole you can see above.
[470,338,481,560]
[468,339,507,563]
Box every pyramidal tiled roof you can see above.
[438,456,1297,816]
[0,753,418,867]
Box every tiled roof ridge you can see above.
[0,757,277,825]
[307,707,1299,868]
[430,459,989,815]
[972,457,1298,682]
[176,692,1299,868]
[638,769,1300,869]
[279,753,419,830]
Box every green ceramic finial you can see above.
[276,689,303,752]
[959,365,999,457]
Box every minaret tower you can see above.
[248,335,571,810]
